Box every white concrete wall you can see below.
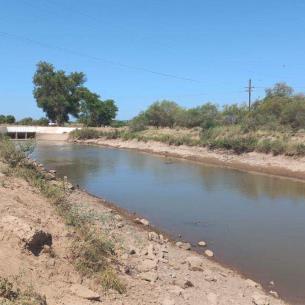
[6,126,78,134]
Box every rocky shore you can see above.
[73,138,305,182]
[0,159,289,305]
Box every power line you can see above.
[0,30,200,83]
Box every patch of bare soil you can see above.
[0,167,288,305]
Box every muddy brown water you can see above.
[33,142,305,304]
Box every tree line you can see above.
[129,83,305,132]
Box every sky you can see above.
[1,0,305,120]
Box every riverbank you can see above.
[0,159,288,304]
[72,138,305,182]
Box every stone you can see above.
[198,241,207,247]
[174,279,194,289]
[0,215,52,256]
[269,290,279,298]
[70,284,100,301]
[204,249,214,257]
[252,293,269,305]
[129,249,136,255]
[140,218,150,226]
[114,214,122,221]
[137,259,158,272]
[185,256,204,271]
[148,231,159,242]
[49,169,56,174]
[176,242,191,250]
[139,271,158,282]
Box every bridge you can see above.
[0,126,79,140]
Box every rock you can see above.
[207,292,218,305]
[135,218,150,226]
[117,222,124,228]
[252,293,269,305]
[204,249,214,257]
[0,215,52,256]
[185,256,204,271]
[49,169,56,174]
[269,290,279,298]
[129,249,136,255]
[198,241,207,247]
[140,218,150,226]
[139,271,158,282]
[245,279,260,288]
[114,214,122,221]
[176,241,191,250]
[137,259,158,272]
[174,279,194,289]
[148,231,159,242]
[269,281,274,286]
[70,284,100,301]
[162,298,175,305]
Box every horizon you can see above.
[1,0,305,120]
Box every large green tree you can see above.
[79,89,118,126]
[33,61,86,125]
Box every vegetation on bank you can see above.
[0,276,47,305]
[70,83,305,156]
[0,137,125,294]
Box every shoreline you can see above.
[71,138,305,182]
[0,155,291,304]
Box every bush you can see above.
[0,138,34,167]
[70,128,100,140]
[270,139,286,156]
[0,276,47,305]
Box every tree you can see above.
[79,89,118,126]
[33,61,86,125]
[0,115,15,124]
[265,82,294,98]
[145,100,181,127]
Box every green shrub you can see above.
[0,138,34,167]
[70,128,100,140]
[270,139,286,155]
[256,139,273,153]
[0,277,47,305]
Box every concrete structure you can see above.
[0,126,79,141]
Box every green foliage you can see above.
[33,61,87,125]
[70,128,100,140]
[0,115,16,124]
[128,112,148,132]
[78,89,118,126]
[145,100,181,127]
[111,120,128,128]
[0,277,47,305]
[0,138,34,167]
[17,117,49,126]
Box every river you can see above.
[33,142,305,304]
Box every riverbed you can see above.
[33,142,305,304]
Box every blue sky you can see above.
[1,0,305,120]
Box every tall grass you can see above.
[70,126,305,157]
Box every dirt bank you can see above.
[73,138,305,182]
[0,162,289,305]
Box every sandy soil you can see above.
[0,164,289,305]
[74,138,305,182]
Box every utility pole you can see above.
[245,79,255,111]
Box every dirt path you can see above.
[0,162,289,305]
[73,138,305,182]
